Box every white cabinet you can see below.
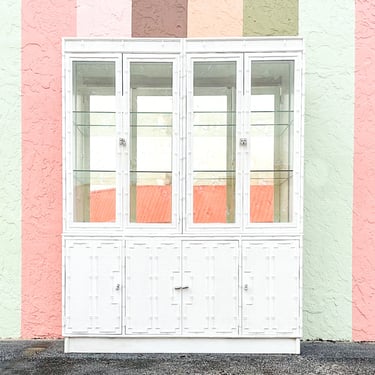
[242,240,300,336]
[125,240,181,335]
[62,38,303,353]
[182,241,239,335]
[64,240,122,335]
[125,240,239,336]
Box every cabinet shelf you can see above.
[73,111,116,127]
[74,169,116,173]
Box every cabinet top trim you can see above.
[63,37,304,55]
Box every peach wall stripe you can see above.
[187,0,243,37]
[21,0,76,338]
[77,0,131,37]
[353,0,375,341]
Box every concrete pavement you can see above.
[1,340,375,374]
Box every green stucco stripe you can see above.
[300,1,354,340]
[0,0,21,338]
[243,0,298,36]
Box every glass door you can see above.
[123,57,180,230]
[244,58,296,226]
[186,57,242,230]
[69,57,122,226]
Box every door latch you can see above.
[174,286,189,290]
[115,284,120,291]
[240,138,247,146]
[119,137,126,146]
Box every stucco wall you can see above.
[300,0,354,340]
[77,0,132,37]
[353,0,375,341]
[0,0,21,338]
[0,0,367,341]
[132,0,187,37]
[21,0,76,338]
[188,0,243,37]
[244,0,298,36]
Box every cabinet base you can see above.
[64,337,300,354]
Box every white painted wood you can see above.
[242,240,300,336]
[63,38,303,55]
[62,38,304,353]
[64,240,122,335]
[125,240,181,335]
[182,241,239,335]
[273,241,300,334]
[64,337,300,354]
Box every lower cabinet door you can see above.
[125,240,181,335]
[182,241,239,335]
[64,240,122,335]
[242,240,300,336]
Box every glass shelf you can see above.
[74,169,116,173]
[194,111,236,127]
[130,112,172,127]
[73,111,116,127]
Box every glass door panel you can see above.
[129,62,173,224]
[249,61,294,223]
[72,61,117,222]
[192,61,237,224]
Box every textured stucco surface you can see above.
[300,0,354,340]
[353,0,375,341]
[21,0,76,338]
[187,0,243,37]
[0,0,21,338]
[77,0,132,37]
[243,0,298,36]
[132,0,187,37]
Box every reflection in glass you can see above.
[129,62,173,223]
[74,171,116,222]
[72,62,116,222]
[250,61,294,223]
[192,61,237,224]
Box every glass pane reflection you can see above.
[250,61,294,223]
[129,62,173,223]
[192,61,237,224]
[72,61,116,223]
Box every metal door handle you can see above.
[174,286,189,290]
[119,137,126,146]
[240,138,247,146]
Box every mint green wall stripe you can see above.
[300,1,354,340]
[0,0,21,338]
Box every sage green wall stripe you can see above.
[300,1,354,340]
[243,0,298,36]
[0,0,21,338]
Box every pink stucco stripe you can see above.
[77,0,132,37]
[353,0,375,341]
[187,0,243,37]
[21,0,76,338]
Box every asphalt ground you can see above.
[1,340,375,374]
